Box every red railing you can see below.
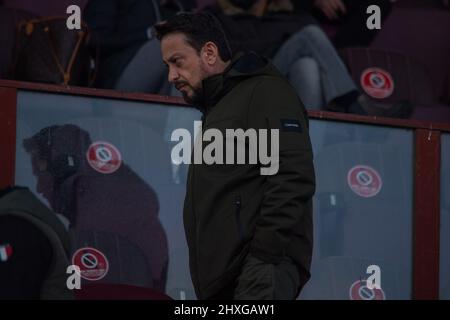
[1,79,449,299]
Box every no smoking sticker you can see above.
[72,247,109,281]
[347,165,382,198]
[360,68,394,99]
[86,141,122,174]
[349,280,385,300]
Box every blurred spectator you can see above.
[292,0,393,48]
[0,5,35,80]
[0,186,74,300]
[84,0,188,94]
[23,124,169,292]
[213,0,315,58]
[209,0,410,116]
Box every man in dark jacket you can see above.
[154,12,315,300]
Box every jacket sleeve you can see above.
[246,76,316,264]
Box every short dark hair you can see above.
[153,12,232,62]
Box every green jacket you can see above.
[184,52,316,299]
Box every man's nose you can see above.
[168,67,179,83]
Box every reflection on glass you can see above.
[23,124,169,292]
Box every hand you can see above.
[313,0,347,20]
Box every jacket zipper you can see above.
[189,152,201,295]
[235,195,243,241]
[192,120,206,296]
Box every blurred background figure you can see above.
[84,0,193,94]
[23,124,169,293]
[0,0,448,120]
[295,0,393,48]
[208,0,411,116]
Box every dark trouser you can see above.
[312,0,393,48]
[210,255,302,300]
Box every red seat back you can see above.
[339,47,435,106]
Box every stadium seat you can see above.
[371,1,450,104]
[339,47,450,122]
[339,47,434,105]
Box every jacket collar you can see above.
[198,52,246,114]
[198,51,276,114]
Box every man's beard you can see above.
[176,82,204,105]
[176,64,208,106]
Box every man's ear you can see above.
[202,42,219,65]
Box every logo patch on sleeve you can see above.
[280,119,302,132]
